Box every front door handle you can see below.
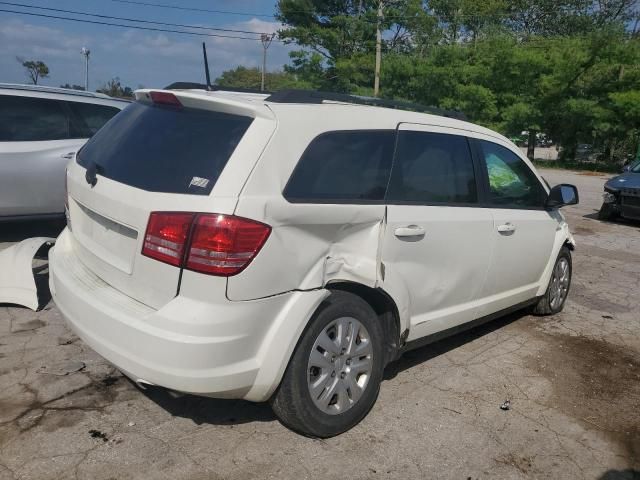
[497,222,516,234]
[61,152,76,160]
[394,225,426,238]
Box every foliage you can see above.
[60,84,85,91]
[96,77,134,98]
[215,66,312,91]
[16,58,49,85]
[214,0,640,165]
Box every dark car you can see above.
[622,158,640,173]
[599,161,640,220]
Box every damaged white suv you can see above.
[49,88,578,437]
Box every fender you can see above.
[536,210,576,297]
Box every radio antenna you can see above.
[202,42,212,91]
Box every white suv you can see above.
[49,88,578,437]
[0,84,127,221]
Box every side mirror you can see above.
[546,184,579,209]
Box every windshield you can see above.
[77,101,253,195]
[632,160,640,173]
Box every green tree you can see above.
[215,66,311,91]
[60,84,85,91]
[273,0,640,165]
[96,77,134,98]
[16,58,49,85]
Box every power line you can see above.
[98,0,638,24]
[108,0,275,18]
[0,8,277,41]
[0,1,266,35]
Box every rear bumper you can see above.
[50,228,328,401]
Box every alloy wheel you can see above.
[307,317,373,415]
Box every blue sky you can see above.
[0,0,294,90]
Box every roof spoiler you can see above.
[163,82,271,95]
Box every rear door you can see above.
[0,94,81,217]
[380,124,494,340]
[472,138,556,315]
[66,92,273,308]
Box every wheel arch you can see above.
[535,226,574,297]
[326,281,402,366]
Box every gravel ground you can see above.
[0,168,638,480]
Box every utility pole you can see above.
[260,33,275,92]
[81,47,90,91]
[374,0,383,97]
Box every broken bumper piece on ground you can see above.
[0,237,55,311]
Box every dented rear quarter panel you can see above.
[228,105,400,301]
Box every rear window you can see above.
[284,130,395,203]
[77,101,253,195]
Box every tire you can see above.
[532,246,572,316]
[598,202,617,221]
[270,290,384,438]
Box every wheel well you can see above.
[326,282,400,366]
[563,240,575,251]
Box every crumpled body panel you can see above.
[227,198,385,301]
[0,237,55,310]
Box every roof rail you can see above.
[265,89,467,120]
[0,83,114,100]
[164,82,271,95]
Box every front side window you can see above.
[478,140,546,208]
[0,95,69,141]
[284,130,395,202]
[67,101,122,138]
[386,130,477,204]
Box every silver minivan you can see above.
[0,84,127,221]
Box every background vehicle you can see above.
[0,84,127,221]
[622,158,640,173]
[599,160,640,221]
[50,88,577,437]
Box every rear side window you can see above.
[77,102,253,195]
[386,131,477,204]
[284,130,395,202]
[0,95,69,141]
[478,140,546,208]
[67,101,121,137]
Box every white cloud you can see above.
[0,17,294,89]
[0,19,90,59]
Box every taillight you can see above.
[149,91,182,107]
[141,212,271,276]
[142,212,195,266]
[186,214,271,276]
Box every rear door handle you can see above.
[497,222,516,233]
[394,225,426,238]
[61,152,76,159]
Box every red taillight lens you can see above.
[186,214,271,276]
[142,212,195,266]
[141,212,271,276]
[149,91,182,107]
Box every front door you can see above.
[472,138,557,315]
